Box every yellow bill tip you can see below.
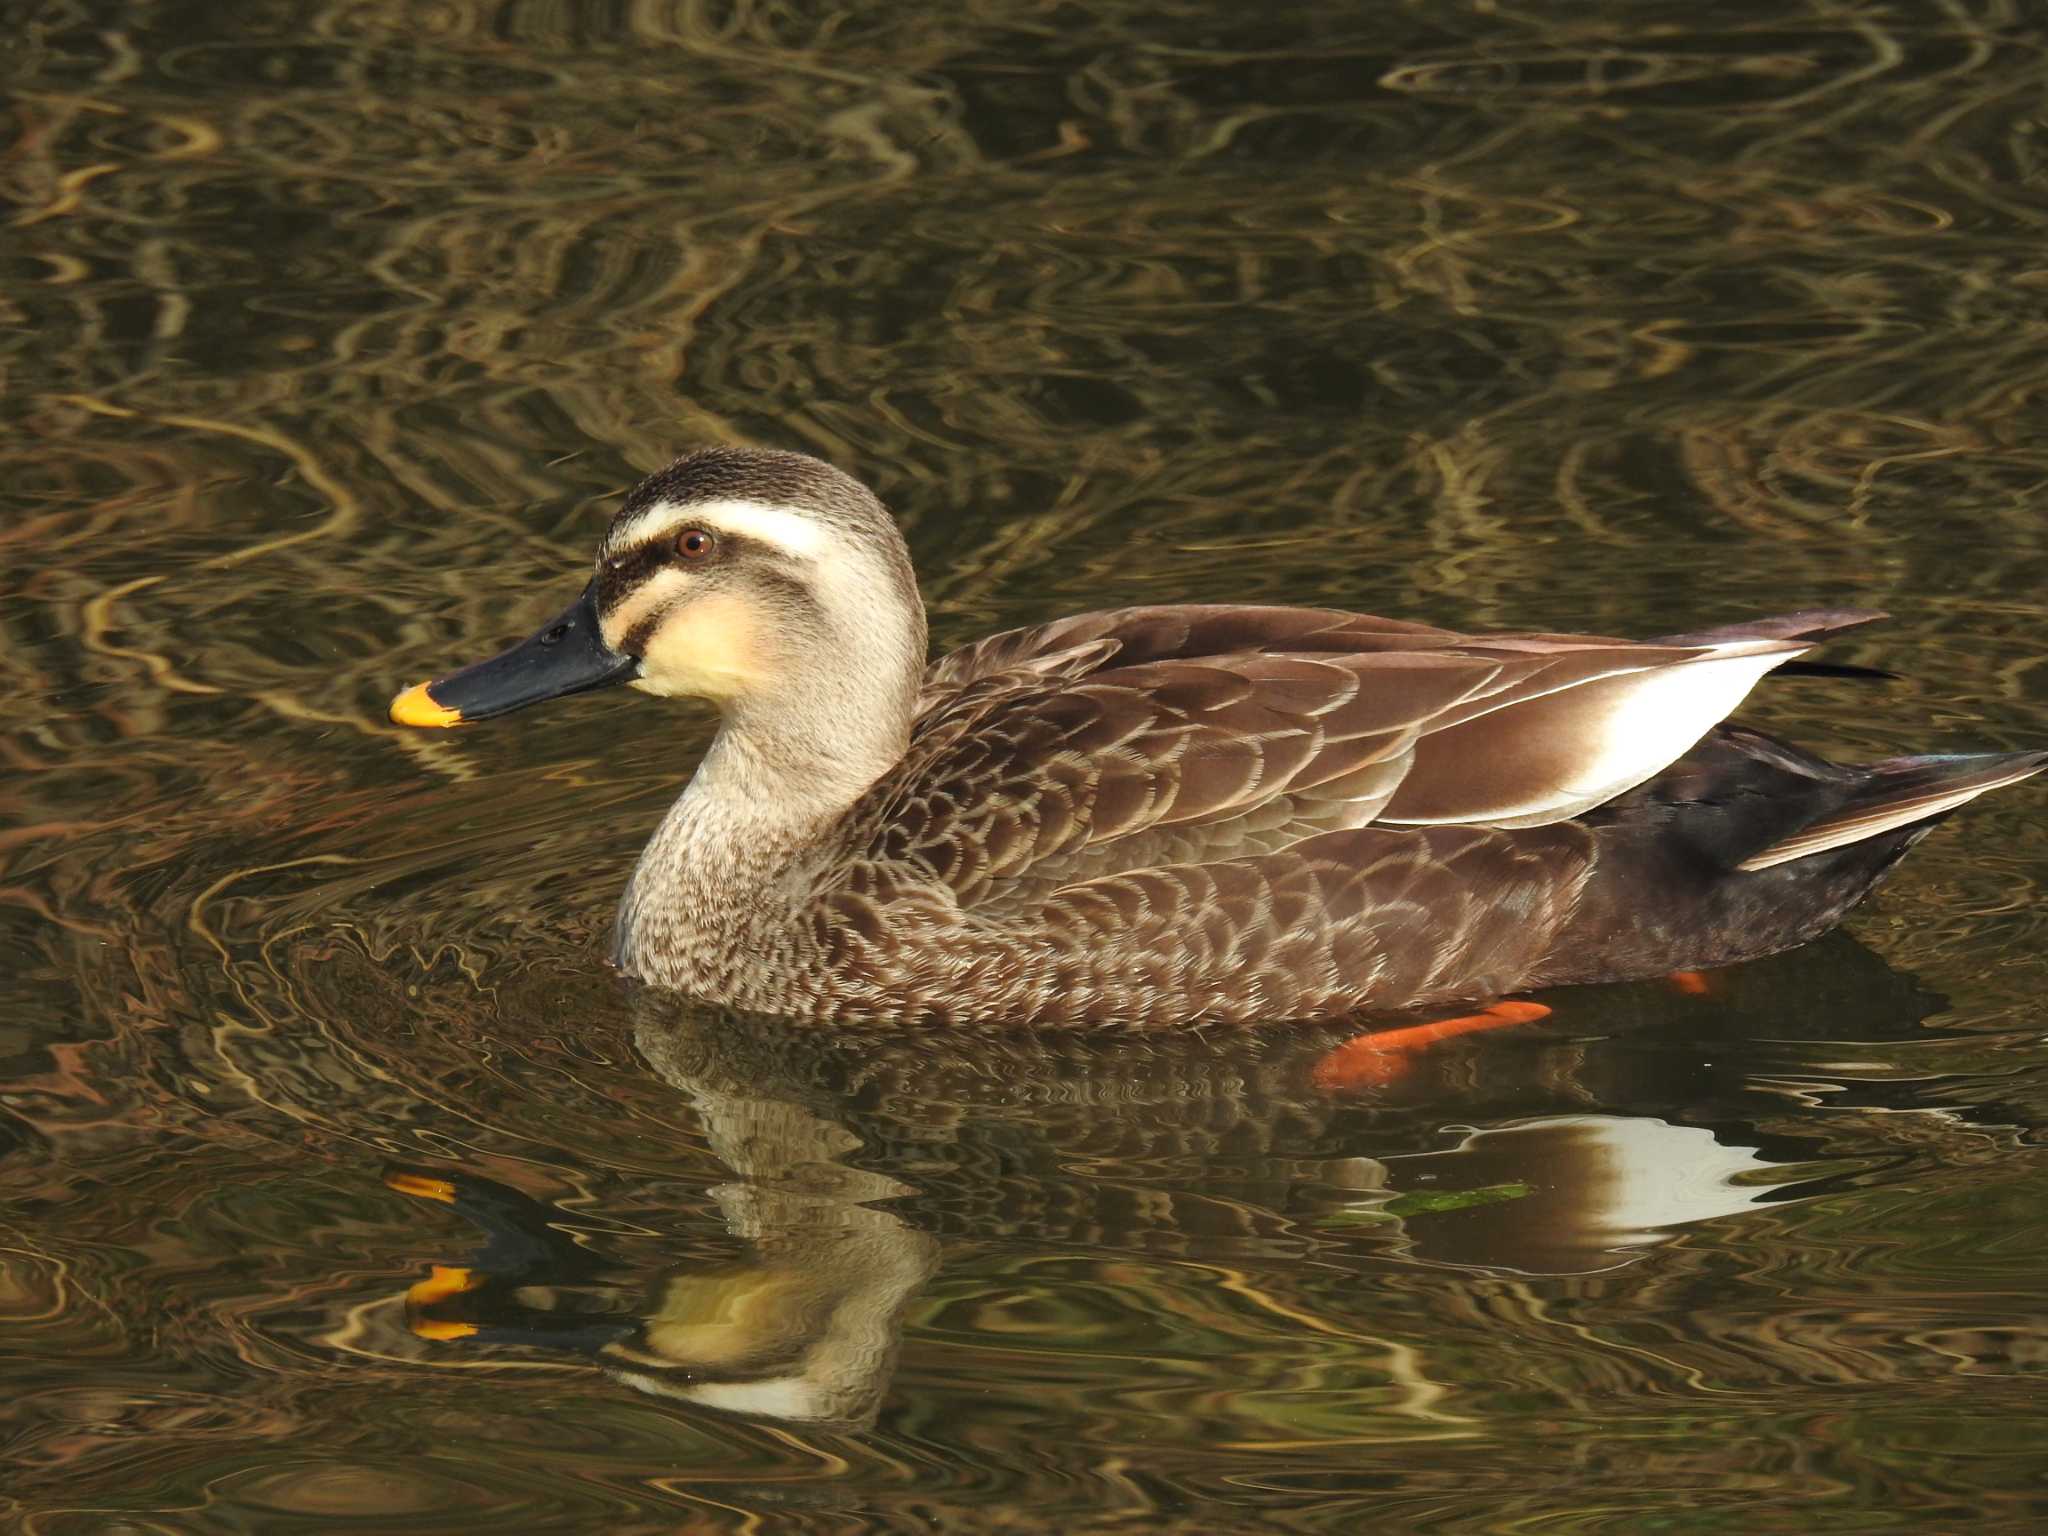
[410,1317,480,1342]
[390,681,463,729]
[406,1264,479,1307]
[405,1262,482,1340]
[386,1172,458,1203]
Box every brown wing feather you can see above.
[868,649,1507,907]
[917,603,1466,709]
[853,605,1840,914]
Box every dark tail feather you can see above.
[1657,609,1898,682]
[1652,608,1888,648]
[1737,750,2048,871]
[1772,659,1901,683]
[1539,727,2045,987]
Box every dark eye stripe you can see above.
[597,539,671,609]
[597,527,815,655]
[621,602,672,658]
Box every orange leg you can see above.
[1311,1000,1553,1092]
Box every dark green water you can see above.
[6,2,2048,1530]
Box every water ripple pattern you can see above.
[5,1,2048,1531]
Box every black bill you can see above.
[389,580,638,728]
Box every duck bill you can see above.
[389,581,638,728]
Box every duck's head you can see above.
[390,447,928,777]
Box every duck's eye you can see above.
[676,528,715,562]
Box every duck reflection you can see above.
[389,1105,935,1427]
[388,934,1947,1430]
[1364,1115,1783,1274]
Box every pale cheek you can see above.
[637,596,773,700]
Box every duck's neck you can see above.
[614,691,914,992]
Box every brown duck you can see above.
[389,446,2045,1026]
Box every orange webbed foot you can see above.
[1311,1000,1553,1092]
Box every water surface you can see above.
[6,2,2048,1530]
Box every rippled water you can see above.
[7,2,2048,1530]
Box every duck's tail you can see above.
[1534,727,2047,988]
[1735,749,2048,871]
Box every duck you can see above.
[388,445,2046,1027]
